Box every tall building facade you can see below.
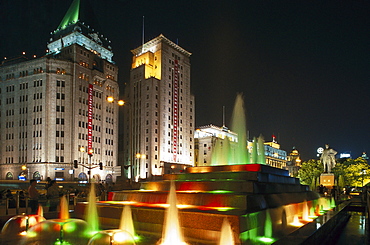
[123,34,195,180]
[0,0,120,182]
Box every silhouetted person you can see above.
[47,180,60,212]
[28,179,40,214]
[19,191,26,207]
[6,190,15,208]
[319,184,324,194]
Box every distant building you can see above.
[122,34,195,180]
[284,147,302,176]
[0,0,120,182]
[194,124,237,166]
[362,152,369,160]
[194,125,287,168]
[263,138,287,169]
[339,152,352,159]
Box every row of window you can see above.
[78,133,101,143]
[34,118,42,125]
[56,68,66,74]
[6,97,14,104]
[33,131,42,137]
[79,97,102,110]
[5,133,14,140]
[78,121,101,132]
[4,68,44,82]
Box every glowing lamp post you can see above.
[107,97,132,183]
[80,146,94,183]
[136,153,146,181]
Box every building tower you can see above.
[0,0,120,182]
[284,147,302,176]
[123,34,195,181]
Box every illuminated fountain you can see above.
[119,205,136,238]
[18,185,104,244]
[230,93,249,165]
[85,184,100,234]
[158,181,187,245]
[73,94,335,244]
[219,218,235,245]
[20,195,91,245]
[0,205,45,243]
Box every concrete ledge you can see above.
[273,201,351,245]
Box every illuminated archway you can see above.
[105,174,113,183]
[93,174,101,182]
[5,172,13,180]
[33,171,41,180]
[78,172,88,181]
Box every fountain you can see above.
[85,184,100,235]
[230,93,249,165]
[159,181,187,245]
[20,195,91,245]
[219,218,235,245]
[119,205,136,238]
[72,94,329,244]
[0,208,46,242]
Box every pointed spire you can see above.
[58,0,80,30]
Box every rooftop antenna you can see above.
[222,106,225,127]
[142,16,145,52]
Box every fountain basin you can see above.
[75,164,321,244]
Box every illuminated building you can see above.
[284,147,302,176]
[263,137,287,168]
[123,35,195,180]
[0,0,119,182]
[195,126,288,168]
[194,124,238,166]
[361,152,368,160]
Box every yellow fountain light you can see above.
[290,215,304,227]
[177,190,202,193]
[112,231,131,243]
[214,207,235,212]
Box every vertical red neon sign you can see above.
[88,84,93,155]
[173,60,179,162]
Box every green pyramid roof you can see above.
[58,0,80,30]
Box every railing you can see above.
[2,189,109,216]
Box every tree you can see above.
[298,159,323,186]
[333,157,369,187]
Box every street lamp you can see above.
[107,97,132,184]
[80,146,93,183]
[135,153,146,181]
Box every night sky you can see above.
[1,0,369,161]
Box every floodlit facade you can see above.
[123,34,195,180]
[264,140,287,168]
[194,124,238,166]
[195,125,288,168]
[0,0,120,182]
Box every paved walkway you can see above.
[335,211,368,245]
